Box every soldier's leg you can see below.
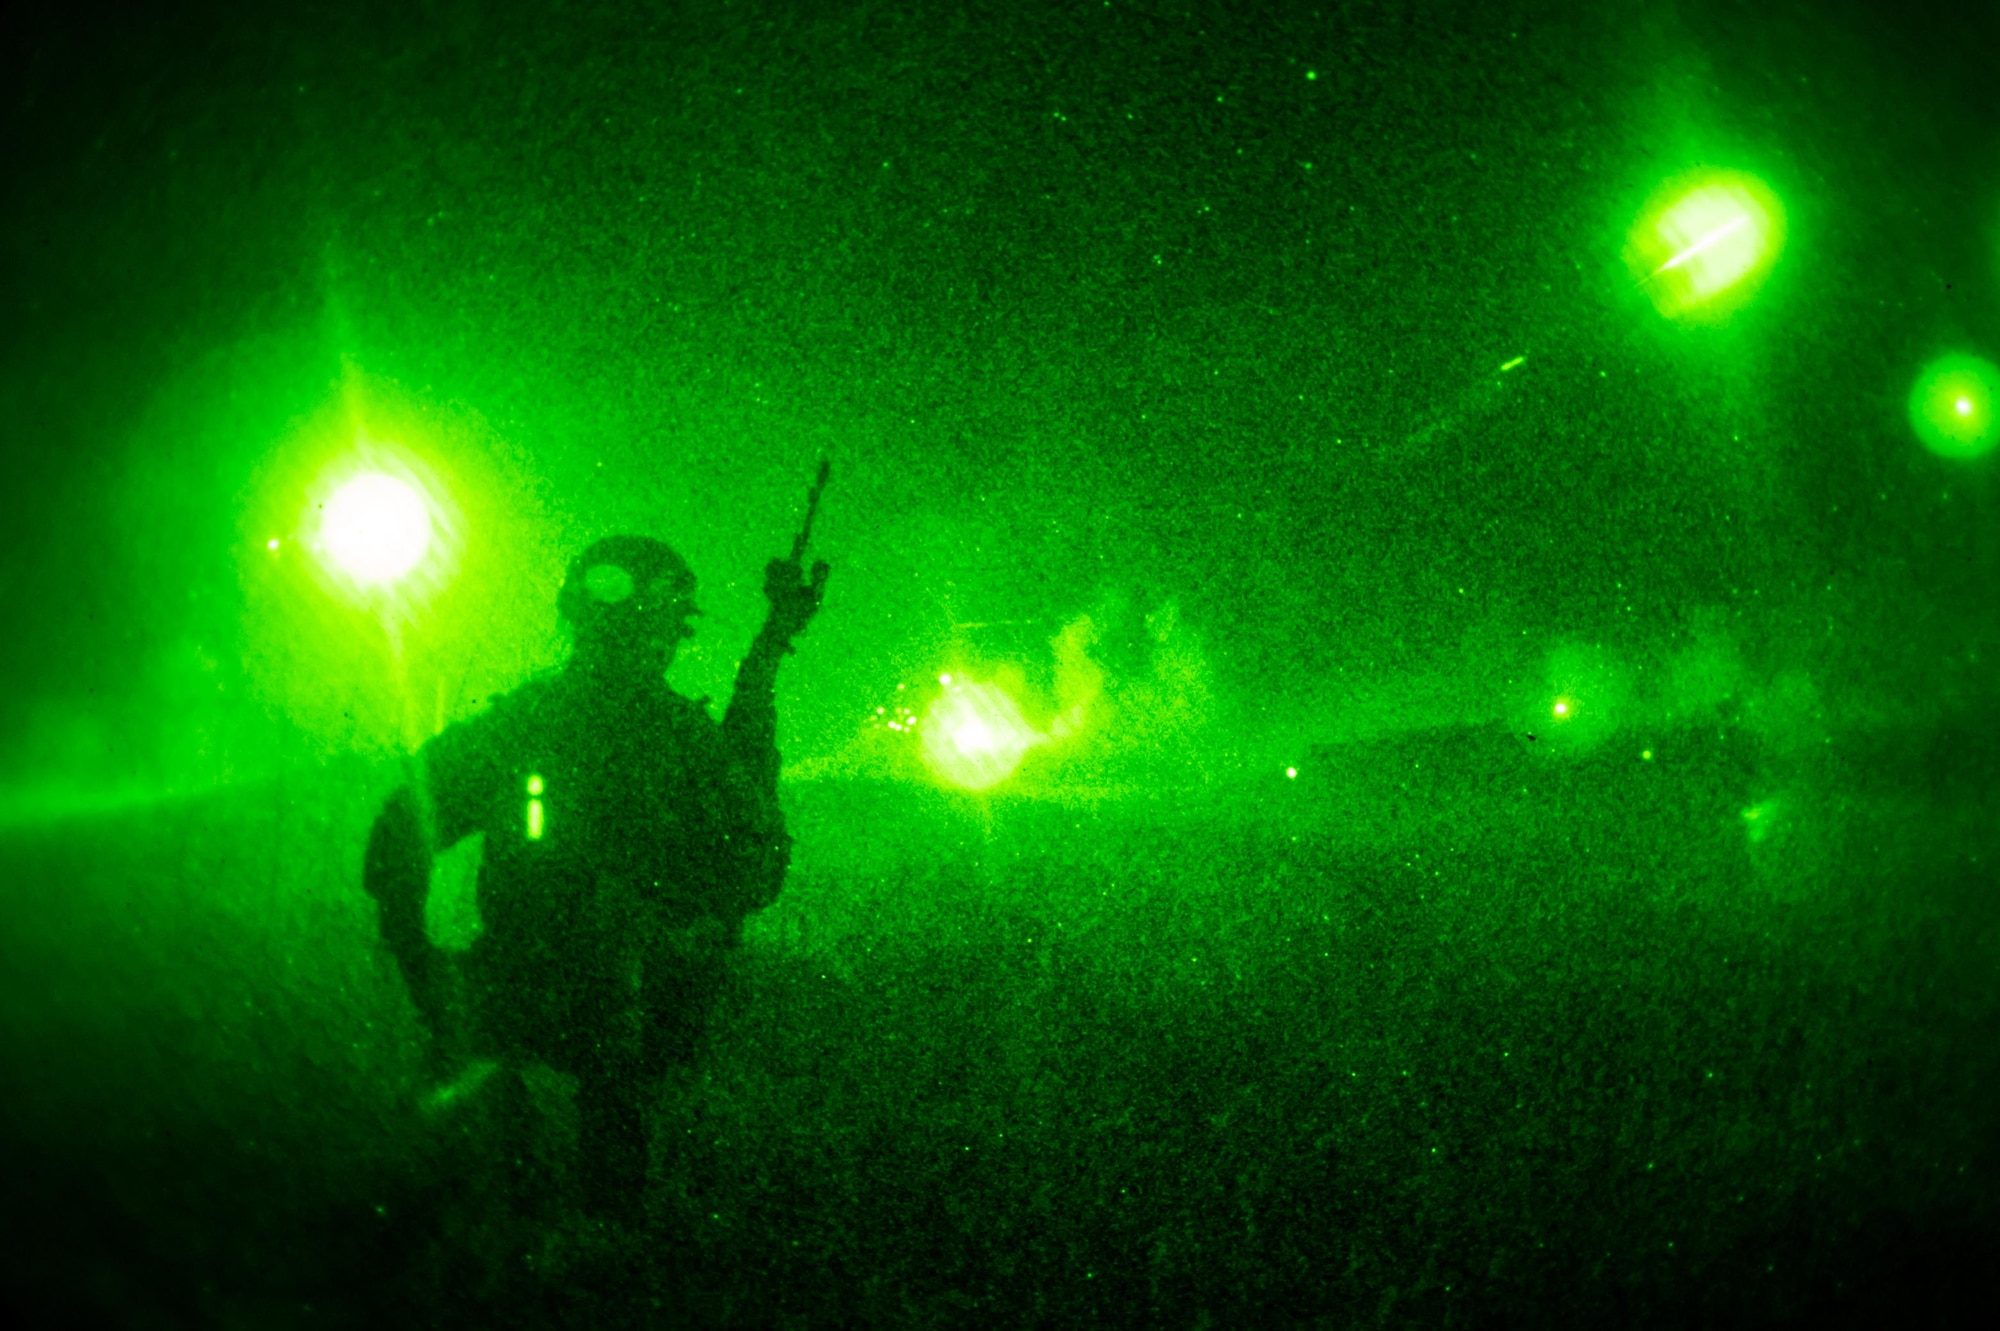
[492,1063,568,1222]
[575,922,654,1227]
[638,929,725,1223]
[575,1067,647,1225]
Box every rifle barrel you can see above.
[788,458,833,562]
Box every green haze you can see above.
[3,0,1997,1325]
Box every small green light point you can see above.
[1740,799,1779,844]
[419,1059,501,1119]
[527,774,544,796]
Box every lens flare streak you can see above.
[1651,213,1750,275]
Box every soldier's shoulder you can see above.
[426,674,559,754]
[505,673,568,717]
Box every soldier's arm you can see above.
[364,710,493,1033]
[706,711,791,934]
[363,787,446,1029]
[712,688,792,933]
[364,787,427,960]
[714,553,825,929]
[720,619,787,798]
[721,554,828,794]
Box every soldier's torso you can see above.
[430,675,749,963]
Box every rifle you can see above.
[789,457,833,565]
[739,459,833,679]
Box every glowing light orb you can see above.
[920,679,1039,791]
[318,471,434,586]
[1626,169,1786,322]
[1552,698,1573,719]
[1907,354,2000,459]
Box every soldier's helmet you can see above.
[558,535,701,637]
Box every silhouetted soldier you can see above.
[363,532,829,1230]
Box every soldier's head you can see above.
[558,535,701,683]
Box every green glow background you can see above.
[3,0,1998,1324]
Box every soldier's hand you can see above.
[762,556,830,644]
[393,941,451,1042]
[405,948,463,1082]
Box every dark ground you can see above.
[4,718,1998,1328]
